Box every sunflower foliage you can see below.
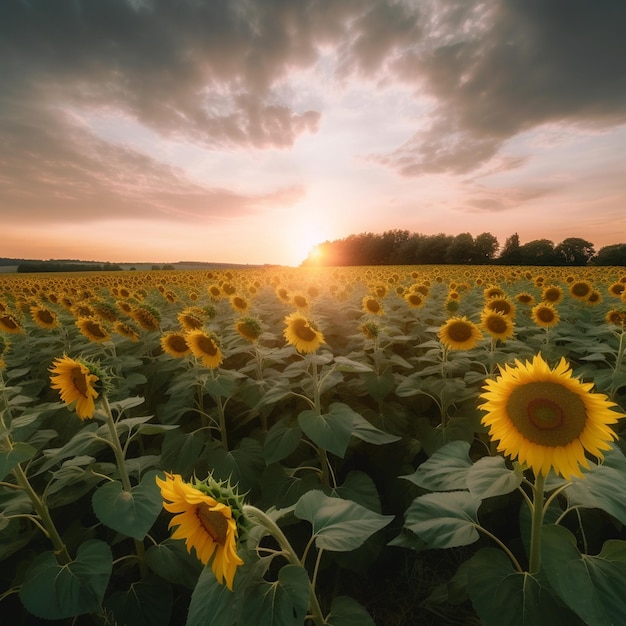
[0,265,625,625]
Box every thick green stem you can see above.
[528,472,546,574]
[243,505,325,626]
[310,360,331,487]
[101,395,148,577]
[12,463,72,565]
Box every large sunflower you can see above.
[30,305,59,330]
[49,354,100,420]
[479,354,625,479]
[283,312,324,353]
[161,331,191,358]
[76,317,111,343]
[481,309,515,341]
[438,316,483,350]
[186,330,223,368]
[156,473,243,590]
[531,303,560,328]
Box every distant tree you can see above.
[415,233,454,264]
[592,244,626,266]
[554,238,595,265]
[498,233,522,265]
[151,265,161,270]
[473,232,499,264]
[518,239,557,265]
[446,233,475,264]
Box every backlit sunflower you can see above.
[76,317,111,343]
[438,316,483,350]
[161,332,191,358]
[156,473,244,590]
[235,317,263,342]
[230,295,249,314]
[283,312,324,353]
[30,305,59,329]
[49,354,100,420]
[569,280,593,301]
[362,297,384,315]
[186,330,223,368]
[481,310,515,341]
[0,314,23,334]
[515,292,535,306]
[479,354,625,479]
[531,303,560,328]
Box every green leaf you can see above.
[467,455,522,500]
[349,410,401,447]
[20,539,112,620]
[294,490,393,552]
[555,444,626,525]
[402,440,472,491]
[403,491,480,549]
[161,428,205,475]
[326,595,375,626]
[264,418,302,465]
[363,369,395,403]
[333,356,373,373]
[542,525,626,626]
[334,471,381,513]
[145,539,203,589]
[105,575,173,626]
[186,564,237,626]
[259,464,322,509]
[466,548,575,626]
[0,442,36,481]
[240,564,310,626]
[298,407,353,458]
[207,437,265,493]
[92,470,163,540]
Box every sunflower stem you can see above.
[310,359,332,487]
[210,370,229,451]
[528,472,546,574]
[243,505,325,626]
[101,395,148,578]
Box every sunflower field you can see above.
[1,265,626,626]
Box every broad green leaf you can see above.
[264,418,302,465]
[333,356,373,373]
[160,428,205,475]
[186,564,237,626]
[403,491,480,549]
[326,595,375,626]
[259,464,322,509]
[145,539,203,589]
[207,437,265,493]
[38,424,104,472]
[467,455,522,499]
[334,471,381,513]
[294,490,393,552]
[542,524,626,626]
[92,470,163,540]
[298,408,353,458]
[45,458,105,508]
[554,444,626,525]
[105,575,173,626]
[0,442,36,481]
[363,369,395,403]
[240,564,310,626]
[20,540,112,620]
[466,548,575,626]
[402,440,472,491]
[349,410,401,446]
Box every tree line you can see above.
[301,231,626,267]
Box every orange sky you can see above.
[2,1,625,266]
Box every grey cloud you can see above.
[461,185,555,213]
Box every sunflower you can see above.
[515,292,535,306]
[156,473,243,590]
[76,317,111,343]
[362,297,384,315]
[283,312,324,354]
[0,314,23,334]
[229,295,249,314]
[484,286,506,300]
[569,280,593,301]
[481,310,515,341]
[161,332,191,358]
[479,354,625,479]
[531,303,560,328]
[235,317,263,342]
[186,330,223,368]
[49,354,100,420]
[177,309,204,331]
[130,306,161,332]
[541,285,563,305]
[114,321,140,342]
[30,305,59,330]
[291,293,310,310]
[608,283,625,297]
[360,321,380,340]
[484,297,516,318]
[405,293,425,309]
[438,316,483,350]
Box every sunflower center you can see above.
[70,366,89,398]
[168,335,188,353]
[486,316,507,334]
[197,336,219,356]
[447,321,473,342]
[294,319,317,341]
[535,307,555,323]
[196,503,228,545]
[38,310,55,324]
[506,382,588,447]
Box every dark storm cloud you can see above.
[1,0,624,223]
[369,0,626,175]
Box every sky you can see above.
[1,0,626,267]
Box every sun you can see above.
[289,223,330,266]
